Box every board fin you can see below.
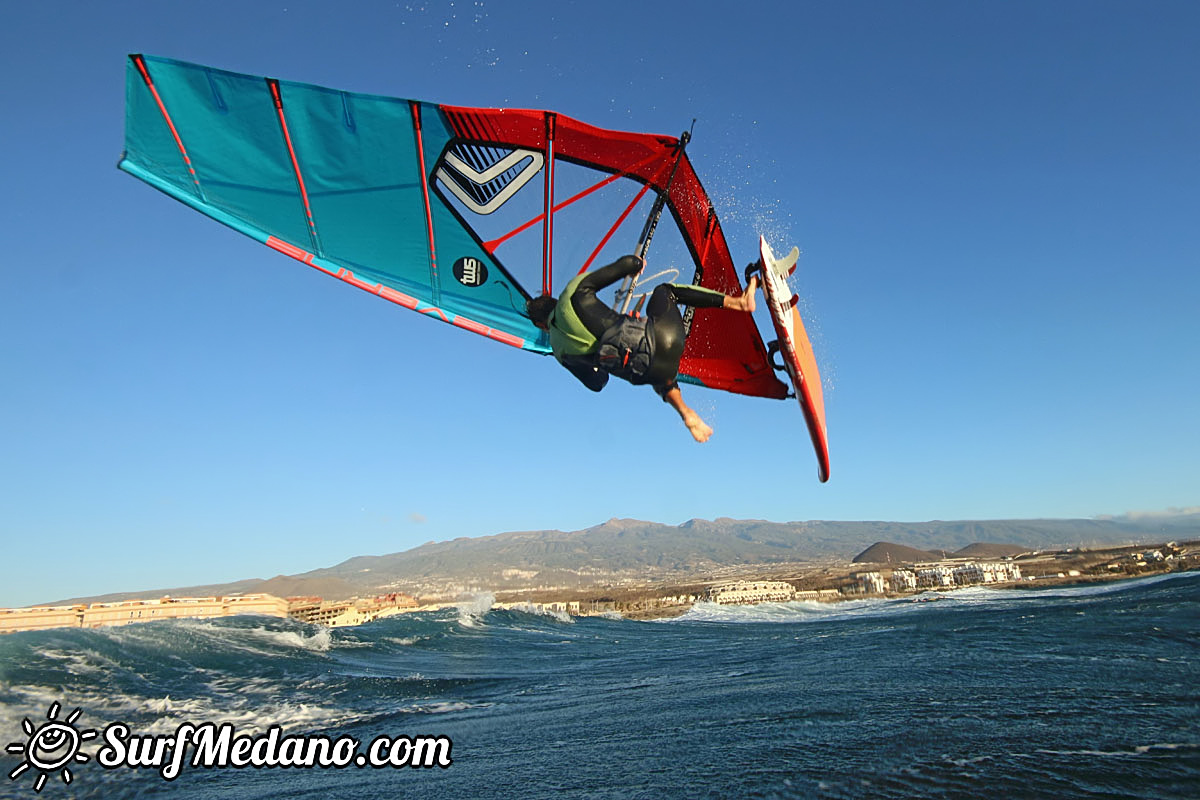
[769,246,800,278]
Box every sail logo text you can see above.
[7,704,451,793]
[453,255,489,287]
[99,722,453,779]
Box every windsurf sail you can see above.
[119,54,790,400]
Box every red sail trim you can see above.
[268,79,321,253]
[265,236,316,265]
[264,237,528,349]
[129,54,205,199]
[442,109,481,141]
[439,105,674,187]
[419,306,450,322]
[453,316,526,348]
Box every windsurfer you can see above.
[526,255,757,443]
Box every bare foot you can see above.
[683,411,713,443]
[725,276,758,313]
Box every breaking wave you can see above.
[0,571,1195,799]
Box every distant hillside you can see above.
[852,542,942,564]
[54,578,265,607]
[44,513,1200,605]
[853,541,1033,564]
[953,542,1029,559]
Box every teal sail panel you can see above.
[120,54,546,352]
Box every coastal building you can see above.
[952,563,989,585]
[794,589,842,602]
[542,601,582,615]
[891,570,918,592]
[82,594,288,628]
[286,592,419,627]
[705,580,795,605]
[917,567,956,588]
[857,572,886,595]
[0,605,86,634]
[914,561,1022,588]
[0,594,289,635]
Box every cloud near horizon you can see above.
[1097,506,1200,521]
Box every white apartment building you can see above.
[705,580,795,605]
[891,569,918,592]
[917,567,956,588]
[857,572,886,594]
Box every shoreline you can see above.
[611,565,1200,621]
[4,543,1195,633]
[516,549,1200,621]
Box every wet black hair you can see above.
[526,294,557,328]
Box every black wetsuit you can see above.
[561,255,725,395]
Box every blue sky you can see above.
[2,1,1198,607]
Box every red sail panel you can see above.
[438,105,787,400]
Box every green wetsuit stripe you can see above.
[548,272,597,360]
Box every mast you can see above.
[616,123,694,313]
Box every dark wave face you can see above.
[1,573,1198,799]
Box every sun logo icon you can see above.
[6,702,97,793]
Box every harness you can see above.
[595,316,655,385]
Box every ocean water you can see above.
[1,572,1197,799]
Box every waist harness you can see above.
[595,317,655,384]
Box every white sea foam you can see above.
[241,625,333,652]
[0,674,359,741]
[77,617,338,660]
[402,701,492,715]
[1010,570,1199,599]
[1033,742,1200,759]
[384,635,425,646]
[139,697,355,737]
[155,619,335,654]
[673,597,921,624]
[33,646,123,677]
[0,683,92,738]
[455,592,495,627]
[506,603,575,624]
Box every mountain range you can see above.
[48,511,1200,605]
